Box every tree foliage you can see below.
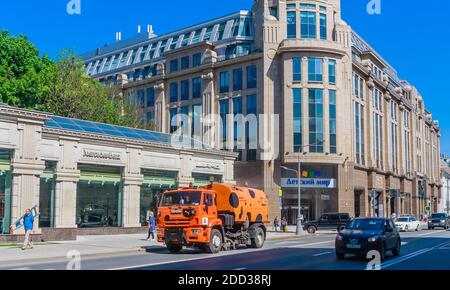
[0,31,152,130]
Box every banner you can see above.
[281,178,336,189]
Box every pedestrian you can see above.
[273,217,279,232]
[22,208,37,250]
[281,217,288,233]
[147,211,156,241]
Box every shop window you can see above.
[76,165,122,228]
[0,149,12,234]
[39,161,56,228]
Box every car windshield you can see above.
[160,192,201,206]
[430,214,447,219]
[346,219,383,231]
[396,218,409,222]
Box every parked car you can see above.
[335,217,401,260]
[303,212,351,234]
[428,213,450,230]
[395,216,421,232]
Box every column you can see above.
[122,145,144,228]
[154,82,166,133]
[178,151,194,187]
[202,70,216,147]
[54,137,80,229]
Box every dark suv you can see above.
[303,212,351,234]
[428,213,450,230]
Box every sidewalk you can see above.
[0,229,308,265]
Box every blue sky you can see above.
[1,0,449,154]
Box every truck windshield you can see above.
[160,192,202,206]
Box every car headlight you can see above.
[336,234,343,241]
[441,220,446,223]
[368,236,379,243]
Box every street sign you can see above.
[425,206,431,212]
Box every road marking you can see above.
[414,230,447,237]
[234,267,247,270]
[10,267,30,270]
[289,240,335,249]
[312,251,332,257]
[401,242,408,246]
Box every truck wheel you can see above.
[166,243,183,254]
[206,229,222,254]
[249,227,265,248]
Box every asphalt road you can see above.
[1,229,450,270]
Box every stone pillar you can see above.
[178,151,194,187]
[122,145,144,228]
[154,82,166,133]
[202,70,216,147]
[54,137,80,229]
[223,157,236,185]
[10,119,46,234]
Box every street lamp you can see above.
[281,140,324,236]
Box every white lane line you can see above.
[312,251,332,257]
[289,240,335,249]
[234,267,247,270]
[10,267,31,270]
[413,230,447,237]
[401,242,408,246]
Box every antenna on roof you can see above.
[147,24,154,34]
[115,32,122,41]
[138,25,141,34]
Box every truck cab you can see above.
[157,183,268,254]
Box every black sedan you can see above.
[335,218,401,260]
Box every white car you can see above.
[395,217,421,232]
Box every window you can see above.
[328,59,336,84]
[293,57,302,82]
[192,77,202,99]
[146,111,154,122]
[246,94,257,161]
[308,89,323,153]
[137,89,145,108]
[287,11,297,39]
[372,88,383,169]
[170,82,178,103]
[146,87,155,107]
[179,106,189,135]
[320,13,327,40]
[181,56,190,70]
[308,57,323,82]
[181,80,190,101]
[286,3,296,9]
[293,88,302,152]
[246,65,257,89]
[193,53,202,67]
[233,97,243,160]
[329,90,337,154]
[355,101,365,165]
[233,68,243,91]
[170,59,179,73]
[192,104,202,141]
[301,11,316,39]
[300,3,316,9]
[219,99,229,149]
[220,71,230,93]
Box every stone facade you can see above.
[82,0,441,222]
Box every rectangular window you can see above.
[301,11,316,39]
[219,99,229,149]
[246,65,257,89]
[287,11,297,39]
[308,57,323,82]
[233,97,243,160]
[169,108,178,133]
[170,59,179,73]
[320,13,327,40]
[293,88,302,152]
[355,102,360,164]
[329,90,337,154]
[179,106,189,135]
[220,71,230,93]
[181,56,190,70]
[170,82,178,103]
[293,57,302,82]
[181,80,190,101]
[193,53,202,67]
[308,89,324,153]
[233,68,243,91]
[328,59,336,84]
[137,89,145,108]
[146,87,155,107]
[246,94,257,161]
[192,77,202,99]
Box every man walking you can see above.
[22,208,36,250]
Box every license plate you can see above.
[346,244,361,249]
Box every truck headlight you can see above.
[191,229,201,235]
[368,236,378,243]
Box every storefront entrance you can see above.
[76,165,122,228]
[39,161,56,228]
[0,149,12,234]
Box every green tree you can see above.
[0,30,53,109]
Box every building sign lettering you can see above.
[281,178,336,189]
[82,149,121,161]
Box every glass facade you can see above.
[0,149,11,234]
[233,68,243,91]
[76,165,122,228]
[246,65,257,89]
[293,57,302,82]
[287,11,297,39]
[39,161,56,228]
[329,90,337,154]
[308,89,324,153]
[308,58,323,82]
[293,88,302,152]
